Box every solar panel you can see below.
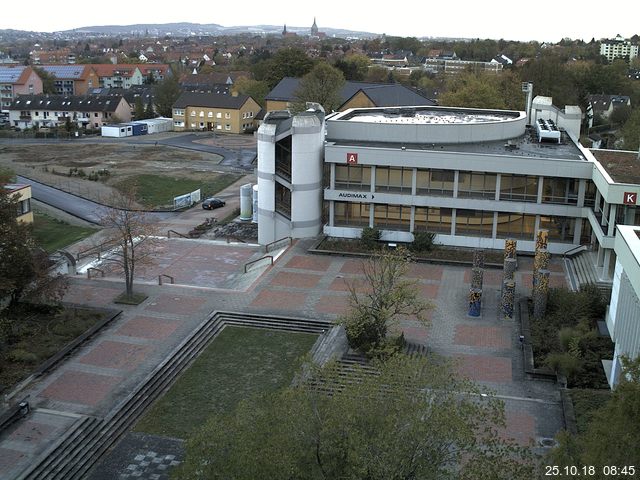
[40,65,85,79]
[0,66,26,83]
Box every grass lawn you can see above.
[569,388,612,433]
[32,212,97,252]
[134,326,318,439]
[0,305,110,393]
[115,173,241,209]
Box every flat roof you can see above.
[329,128,587,162]
[590,149,640,184]
[338,106,520,124]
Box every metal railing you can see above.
[244,255,273,273]
[167,230,188,239]
[264,236,292,253]
[562,244,589,259]
[87,267,104,279]
[158,274,175,285]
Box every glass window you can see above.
[455,209,493,236]
[275,183,291,219]
[416,169,454,196]
[496,212,536,240]
[414,206,452,233]
[539,216,576,242]
[335,165,371,190]
[334,202,370,227]
[500,174,538,202]
[457,171,497,199]
[584,180,597,207]
[375,167,411,193]
[542,177,578,205]
[373,204,410,231]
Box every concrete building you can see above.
[607,225,640,386]
[600,36,639,62]
[38,65,99,95]
[172,91,260,133]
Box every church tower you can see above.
[311,18,318,37]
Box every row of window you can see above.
[333,165,594,206]
[333,202,587,242]
[174,110,255,119]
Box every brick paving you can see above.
[0,238,571,479]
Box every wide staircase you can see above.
[564,250,612,297]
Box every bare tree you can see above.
[98,188,159,299]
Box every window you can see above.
[373,204,410,231]
[225,124,231,131]
[496,212,536,240]
[539,216,576,242]
[208,112,213,117]
[416,169,454,196]
[275,183,291,219]
[455,209,493,236]
[249,111,254,117]
[190,123,196,128]
[94,112,99,117]
[457,171,497,199]
[335,165,371,190]
[414,207,452,233]
[216,112,222,118]
[375,167,412,193]
[199,111,205,117]
[542,177,578,205]
[173,121,184,127]
[334,202,370,227]
[499,174,538,202]
[16,198,31,216]
[191,111,196,116]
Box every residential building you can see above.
[600,35,639,62]
[607,224,640,387]
[5,184,33,224]
[264,78,435,113]
[491,54,513,66]
[8,94,131,130]
[137,64,171,83]
[588,94,631,126]
[257,100,640,293]
[38,65,99,95]
[172,91,260,133]
[0,66,43,112]
[90,64,144,89]
[422,57,503,75]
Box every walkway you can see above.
[0,239,569,479]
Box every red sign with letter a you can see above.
[623,192,637,205]
[346,152,358,165]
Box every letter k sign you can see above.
[624,192,637,205]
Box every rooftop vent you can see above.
[536,118,561,143]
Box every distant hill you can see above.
[0,22,377,39]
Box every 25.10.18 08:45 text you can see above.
[545,465,636,476]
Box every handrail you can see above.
[87,267,105,279]
[76,239,118,262]
[562,244,589,259]
[158,274,175,285]
[264,236,292,253]
[167,229,188,239]
[244,255,273,273]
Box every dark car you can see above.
[202,197,226,210]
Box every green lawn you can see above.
[32,212,97,252]
[115,173,241,209]
[134,326,318,439]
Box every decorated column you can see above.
[504,238,517,261]
[501,280,516,320]
[535,229,549,251]
[533,269,550,319]
[471,267,484,290]
[468,288,482,317]
[473,249,485,269]
[533,248,550,291]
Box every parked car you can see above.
[202,197,226,210]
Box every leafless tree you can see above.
[98,187,159,298]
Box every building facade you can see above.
[600,37,639,62]
[0,66,43,112]
[38,65,99,95]
[172,91,260,133]
[5,184,33,224]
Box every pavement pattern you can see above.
[0,236,570,479]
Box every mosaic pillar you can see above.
[503,257,517,281]
[535,229,549,252]
[533,248,550,290]
[471,267,484,290]
[473,249,485,269]
[533,269,550,319]
[501,280,515,320]
[504,238,517,260]
[468,288,482,317]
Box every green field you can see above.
[134,326,318,439]
[32,212,97,252]
[116,173,241,209]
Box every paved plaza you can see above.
[0,238,569,478]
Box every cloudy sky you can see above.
[3,0,638,42]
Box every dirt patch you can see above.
[0,143,225,205]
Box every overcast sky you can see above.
[3,0,639,42]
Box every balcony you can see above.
[19,115,31,120]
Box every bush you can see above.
[411,231,436,253]
[7,348,39,364]
[360,227,381,250]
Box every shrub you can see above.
[411,231,436,253]
[360,227,381,250]
[546,352,584,381]
[7,348,39,364]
